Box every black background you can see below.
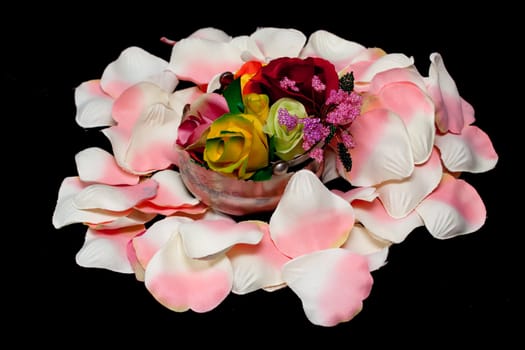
[6,4,520,346]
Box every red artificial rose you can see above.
[243,57,339,116]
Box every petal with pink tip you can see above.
[111,82,172,134]
[373,81,435,164]
[353,198,424,243]
[300,30,365,72]
[87,210,155,230]
[435,125,498,173]
[344,47,386,83]
[426,52,467,134]
[52,177,131,228]
[76,226,145,273]
[227,221,290,294]
[73,178,158,211]
[179,219,263,259]
[416,174,487,239]
[147,170,199,207]
[144,233,233,313]
[341,224,391,271]
[106,95,182,175]
[282,248,373,327]
[376,148,442,218]
[133,216,194,268]
[75,80,114,128]
[249,27,306,61]
[345,108,414,186]
[358,53,414,82]
[169,37,243,85]
[75,147,139,185]
[100,46,170,98]
[269,169,355,258]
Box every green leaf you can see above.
[223,78,244,114]
[250,166,273,181]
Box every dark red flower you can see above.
[243,57,339,116]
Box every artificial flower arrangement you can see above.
[52,27,498,327]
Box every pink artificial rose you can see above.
[176,92,230,152]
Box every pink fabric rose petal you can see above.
[345,108,414,186]
[371,78,435,164]
[343,47,386,84]
[144,170,199,207]
[300,30,365,72]
[169,37,244,85]
[353,198,424,243]
[179,219,263,259]
[101,46,174,97]
[104,83,182,174]
[227,221,291,294]
[376,148,442,218]
[269,169,355,258]
[282,248,373,327]
[133,216,194,269]
[341,224,391,271]
[76,226,145,273]
[72,178,158,212]
[75,147,139,185]
[358,53,414,83]
[426,52,470,134]
[52,177,132,228]
[74,80,114,128]
[435,125,498,173]
[144,233,233,313]
[87,210,155,230]
[416,173,487,239]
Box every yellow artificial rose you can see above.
[243,93,270,124]
[204,113,269,179]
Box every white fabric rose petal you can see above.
[376,148,442,218]
[75,80,114,128]
[300,30,365,72]
[144,233,233,313]
[75,147,139,185]
[179,219,263,259]
[135,169,201,215]
[269,169,355,258]
[426,52,475,134]
[52,177,132,229]
[435,125,498,173]
[103,82,182,174]
[416,173,487,239]
[227,221,290,294]
[342,47,386,84]
[358,53,415,83]
[341,224,391,271]
[334,186,378,203]
[100,46,175,97]
[369,69,436,164]
[87,210,155,230]
[345,108,414,187]
[247,27,306,62]
[282,248,373,327]
[76,226,145,273]
[73,178,158,212]
[132,216,195,269]
[168,37,244,85]
[353,198,424,243]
